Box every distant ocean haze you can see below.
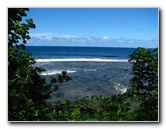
[26,46,135,103]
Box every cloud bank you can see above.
[27,33,158,48]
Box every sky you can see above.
[26,8,158,48]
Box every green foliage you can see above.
[8,8,158,121]
[45,95,132,121]
[127,47,158,121]
[8,8,36,49]
[8,8,71,121]
[129,47,158,91]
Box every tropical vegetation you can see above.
[8,8,158,121]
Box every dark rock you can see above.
[51,103,61,111]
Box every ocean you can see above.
[26,46,135,103]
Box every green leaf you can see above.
[28,99,33,103]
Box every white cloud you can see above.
[30,33,78,40]
[102,36,109,40]
[28,33,158,48]
[30,33,53,37]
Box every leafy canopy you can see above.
[8,8,71,121]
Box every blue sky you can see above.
[26,8,158,48]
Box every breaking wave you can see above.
[40,70,76,75]
[36,58,128,62]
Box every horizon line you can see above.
[25,45,157,49]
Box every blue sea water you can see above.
[26,46,135,60]
[26,46,135,103]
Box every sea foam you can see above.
[40,70,76,75]
[36,58,128,62]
